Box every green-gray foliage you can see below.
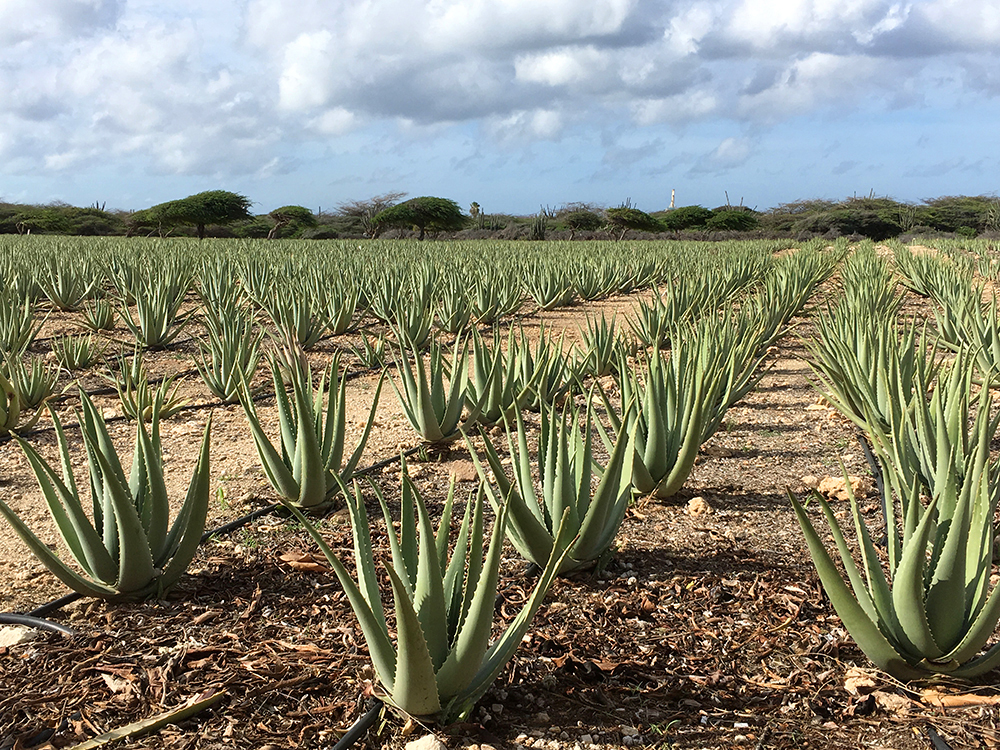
[239,349,382,511]
[130,191,252,239]
[0,392,212,600]
[373,197,467,240]
[468,400,635,573]
[288,466,571,723]
[604,205,662,240]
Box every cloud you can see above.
[0,0,122,45]
[2,0,1000,212]
[690,136,754,174]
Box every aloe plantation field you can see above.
[3,235,1000,749]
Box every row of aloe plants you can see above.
[801,242,1000,679]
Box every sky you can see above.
[2,0,999,216]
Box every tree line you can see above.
[1,190,998,241]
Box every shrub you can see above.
[706,210,759,231]
[660,205,712,231]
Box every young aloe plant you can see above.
[194,299,263,403]
[790,442,1000,680]
[0,391,212,600]
[118,266,192,349]
[239,348,383,511]
[601,344,711,499]
[105,347,190,421]
[3,354,61,411]
[51,333,107,371]
[288,466,572,723]
[467,399,635,573]
[82,298,117,331]
[0,369,44,435]
[467,327,537,425]
[0,288,44,357]
[576,312,624,378]
[390,334,486,443]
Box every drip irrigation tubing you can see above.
[0,613,76,636]
[331,700,385,750]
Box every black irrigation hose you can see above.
[331,700,384,750]
[0,613,77,637]
[200,502,282,544]
[28,592,82,619]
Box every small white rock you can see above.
[404,734,447,750]
[0,626,36,647]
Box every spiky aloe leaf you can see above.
[286,502,398,693]
[790,493,925,681]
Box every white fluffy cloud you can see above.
[2,0,1000,198]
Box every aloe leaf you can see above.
[891,493,944,659]
[465,428,556,568]
[384,564,442,717]
[238,387,300,503]
[343,369,386,476]
[14,433,116,583]
[287,503,397,693]
[574,419,635,564]
[449,508,575,723]
[0,496,117,598]
[924,478,973,653]
[412,478,450,670]
[158,417,212,588]
[790,493,924,680]
[433,499,510,701]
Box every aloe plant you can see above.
[0,391,212,600]
[467,327,536,425]
[471,272,522,324]
[119,266,192,349]
[468,399,635,573]
[82,298,117,331]
[0,288,43,356]
[194,299,263,403]
[350,330,388,370]
[51,333,107,370]
[262,283,328,350]
[0,369,44,435]
[3,355,61,411]
[39,255,99,312]
[388,295,435,349]
[524,263,576,310]
[105,347,190,421]
[509,324,574,411]
[434,275,474,334]
[791,436,1000,679]
[239,348,382,511]
[288,466,571,723]
[576,313,625,378]
[390,334,485,443]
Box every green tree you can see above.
[267,205,317,239]
[706,209,759,231]
[130,190,252,239]
[916,195,996,234]
[372,196,467,240]
[660,205,713,232]
[562,209,603,239]
[604,204,662,240]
